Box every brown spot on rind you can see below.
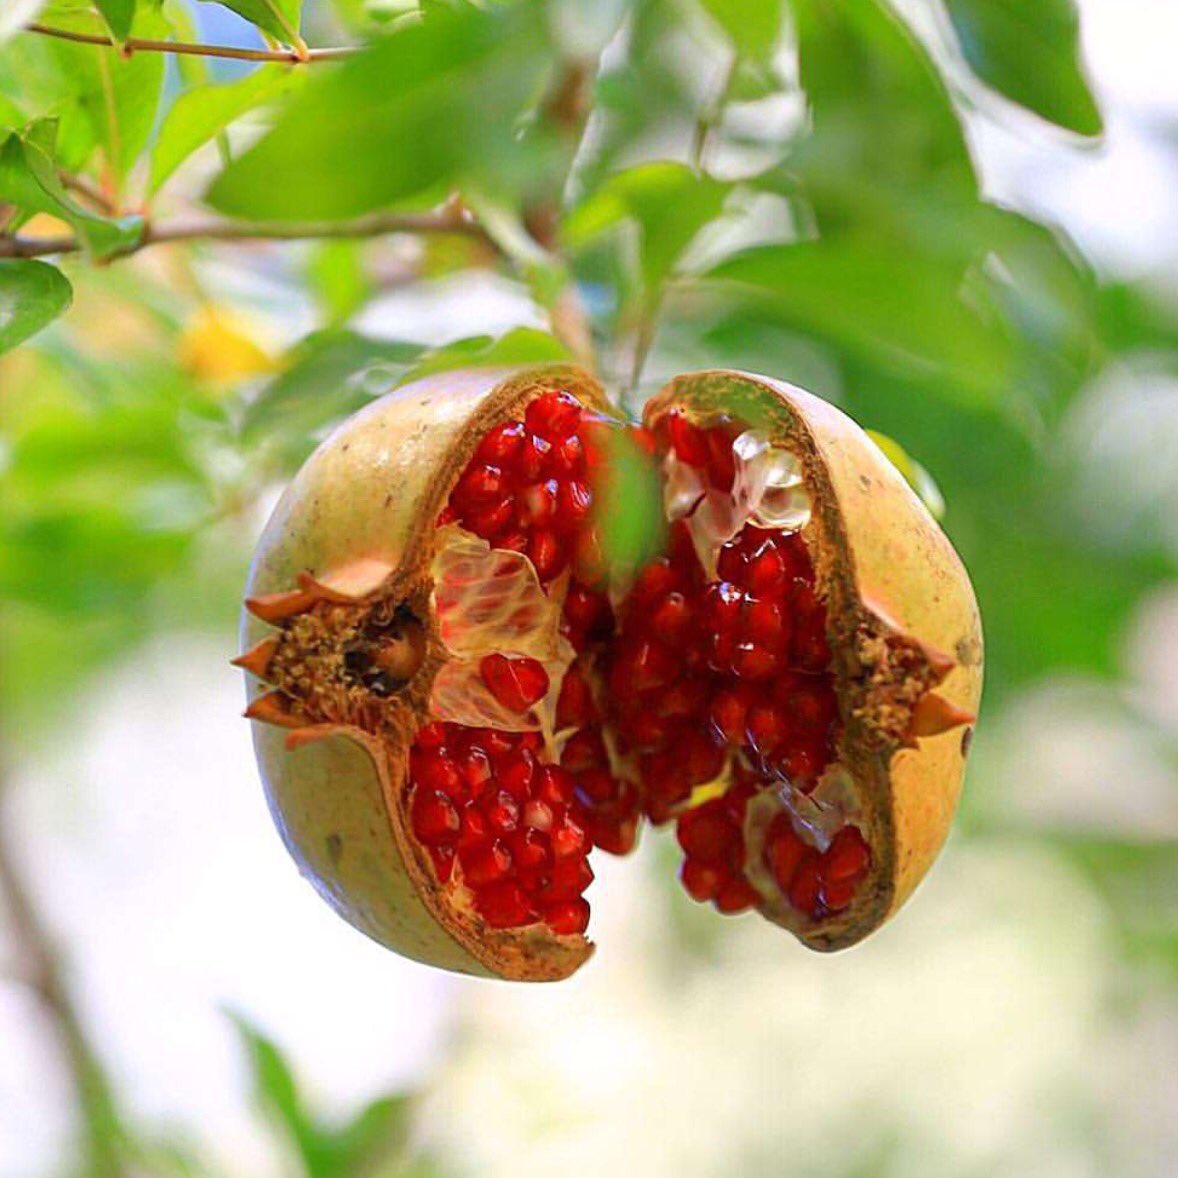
[326,833,344,864]
[955,635,982,666]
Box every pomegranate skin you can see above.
[646,371,983,950]
[240,366,612,980]
[239,364,982,977]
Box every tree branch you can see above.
[523,59,597,372]
[59,171,116,216]
[692,53,740,173]
[0,206,493,261]
[0,749,130,1175]
[25,22,355,64]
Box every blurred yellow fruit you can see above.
[19,212,72,238]
[179,305,276,385]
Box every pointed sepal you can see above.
[904,691,976,743]
[243,690,308,729]
[245,588,317,624]
[231,635,280,681]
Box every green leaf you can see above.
[565,162,730,305]
[242,331,424,463]
[227,1013,320,1164]
[208,3,551,220]
[830,358,1170,702]
[94,0,136,40]
[0,260,72,354]
[0,94,25,130]
[227,1010,423,1178]
[704,237,1013,406]
[596,426,667,577]
[150,65,292,194]
[580,0,700,196]
[945,0,1102,137]
[865,430,945,520]
[159,0,212,87]
[321,1093,412,1176]
[792,0,977,221]
[398,327,572,385]
[0,363,210,618]
[980,207,1099,423]
[29,5,167,181]
[0,129,144,258]
[199,0,302,46]
[697,0,784,60]
[1097,281,1178,357]
[304,240,371,325]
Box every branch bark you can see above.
[0,743,130,1176]
[0,206,493,261]
[26,22,354,64]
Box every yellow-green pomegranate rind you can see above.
[242,363,982,977]
[241,365,612,980]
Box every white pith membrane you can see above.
[665,428,814,578]
[424,416,868,931]
[429,526,573,742]
[427,526,628,784]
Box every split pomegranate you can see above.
[237,366,982,980]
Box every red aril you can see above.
[480,654,550,713]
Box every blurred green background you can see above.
[1,0,1176,1175]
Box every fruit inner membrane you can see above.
[407,391,871,937]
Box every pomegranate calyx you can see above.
[244,587,318,624]
[231,634,280,680]
[244,690,311,729]
[904,691,977,743]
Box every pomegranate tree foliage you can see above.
[0,0,1176,1172]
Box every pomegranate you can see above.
[237,366,981,980]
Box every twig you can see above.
[691,53,740,173]
[619,55,741,399]
[26,22,355,64]
[624,297,660,404]
[0,206,493,261]
[0,745,130,1175]
[525,60,597,371]
[59,172,116,215]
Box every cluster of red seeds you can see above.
[413,391,872,935]
[408,391,611,934]
[675,774,762,912]
[441,390,601,583]
[603,411,869,918]
[602,521,721,825]
[554,579,645,856]
[763,816,871,917]
[407,721,593,934]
